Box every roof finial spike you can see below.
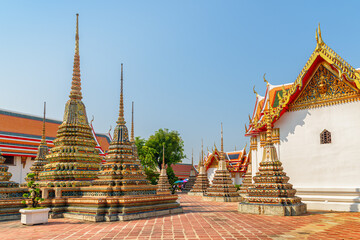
[117,63,126,124]
[263,73,269,85]
[69,13,82,100]
[253,85,259,97]
[162,143,165,169]
[131,101,134,142]
[316,23,324,49]
[40,102,47,145]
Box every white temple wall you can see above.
[233,172,242,185]
[273,101,360,212]
[207,168,217,184]
[7,156,33,184]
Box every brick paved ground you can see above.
[0,194,359,240]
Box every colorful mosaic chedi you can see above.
[189,143,209,196]
[38,14,102,187]
[182,151,196,192]
[203,124,241,202]
[156,145,172,194]
[239,100,306,215]
[26,102,49,182]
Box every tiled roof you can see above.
[204,148,249,173]
[171,163,198,180]
[0,109,110,158]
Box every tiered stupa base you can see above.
[40,186,182,222]
[238,142,307,216]
[156,173,172,195]
[238,202,306,216]
[188,169,209,196]
[203,163,241,202]
[0,154,27,221]
[238,168,252,198]
[182,175,196,192]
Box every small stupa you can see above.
[183,149,196,192]
[39,14,102,187]
[26,102,49,182]
[238,100,306,216]
[156,144,172,194]
[238,153,253,198]
[94,64,153,191]
[203,123,241,202]
[188,140,209,196]
[0,150,18,188]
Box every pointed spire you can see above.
[253,86,259,97]
[191,149,193,166]
[69,13,82,100]
[130,101,134,142]
[40,102,47,145]
[117,63,126,124]
[162,143,165,169]
[201,139,204,166]
[221,122,224,152]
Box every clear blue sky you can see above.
[1,1,360,164]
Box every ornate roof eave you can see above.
[245,25,360,136]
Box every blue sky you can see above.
[1,1,360,164]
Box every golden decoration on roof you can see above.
[247,24,360,134]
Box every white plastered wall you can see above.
[7,156,33,184]
[272,101,360,212]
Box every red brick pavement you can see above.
[0,194,359,240]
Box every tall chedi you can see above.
[39,14,102,187]
[94,64,154,193]
[203,124,241,202]
[156,144,172,194]
[183,149,196,192]
[27,102,49,182]
[189,140,209,196]
[238,99,306,216]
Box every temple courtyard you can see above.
[0,194,358,240]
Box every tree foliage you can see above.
[146,128,185,170]
[135,129,185,185]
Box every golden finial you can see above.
[69,13,82,100]
[221,122,223,152]
[263,73,269,85]
[201,139,204,165]
[245,123,248,133]
[117,63,126,124]
[131,101,134,142]
[90,115,94,126]
[316,23,324,49]
[244,143,248,152]
[191,149,193,166]
[40,102,47,145]
[248,114,252,123]
[253,85,259,97]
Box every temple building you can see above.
[0,108,109,184]
[204,146,248,185]
[245,25,360,212]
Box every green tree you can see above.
[146,128,186,170]
[135,129,185,185]
[166,165,178,186]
